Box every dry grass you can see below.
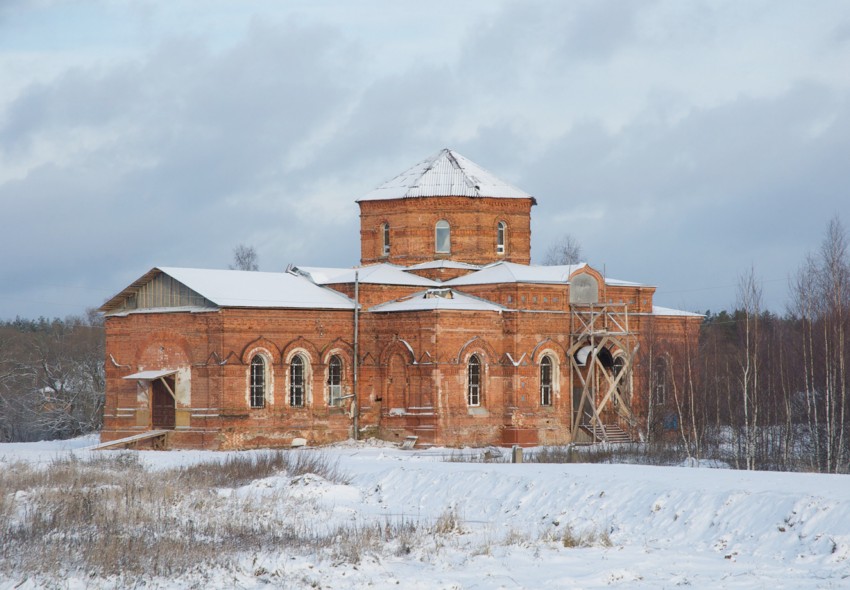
[528,443,686,466]
[559,525,613,548]
[444,447,508,463]
[172,449,349,488]
[432,507,463,535]
[0,451,351,581]
[0,450,478,583]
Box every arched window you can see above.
[496,221,507,254]
[467,354,481,406]
[328,355,342,406]
[540,355,553,406]
[435,220,451,253]
[290,354,306,407]
[249,355,266,408]
[381,222,390,256]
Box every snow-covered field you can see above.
[2,436,849,589]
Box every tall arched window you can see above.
[290,354,305,407]
[435,220,451,253]
[250,355,266,408]
[467,354,481,406]
[328,355,342,406]
[496,221,507,254]
[381,222,390,256]
[540,355,553,406]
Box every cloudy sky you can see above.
[1,0,849,320]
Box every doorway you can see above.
[151,376,176,429]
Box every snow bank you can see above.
[1,440,848,589]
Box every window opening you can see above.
[496,221,506,254]
[328,355,342,406]
[540,356,553,406]
[435,220,451,253]
[467,355,481,406]
[382,223,390,256]
[290,355,305,407]
[250,355,266,408]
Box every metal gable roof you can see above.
[295,264,438,287]
[369,288,507,313]
[357,148,535,202]
[101,267,356,313]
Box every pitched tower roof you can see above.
[358,148,535,202]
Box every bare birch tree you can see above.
[543,234,583,265]
[230,244,259,271]
[737,267,763,470]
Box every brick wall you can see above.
[359,196,534,266]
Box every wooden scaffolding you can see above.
[568,302,640,443]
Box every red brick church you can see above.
[99,149,701,449]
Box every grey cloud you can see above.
[527,82,850,311]
[0,17,362,318]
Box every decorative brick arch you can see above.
[319,338,354,362]
[530,338,568,366]
[455,336,497,365]
[239,337,281,365]
[136,331,193,368]
[281,337,321,367]
[378,338,416,366]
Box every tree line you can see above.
[0,311,104,442]
[645,217,850,473]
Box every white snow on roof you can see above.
[404,259,482,271]
[370,289,507,313]
[605,277,644,287]
[358,148,533,201]
[157,267,355,309]
[445,261,648,287]
[445,261,587,286]
[652,305,704,317]
[122,369,178,380]
[296,264,438,287]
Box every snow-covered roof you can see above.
[102,267,355,312]
[296,264,438,287]
[358,148,535,202]
[445,262,587,286]
[159,267,356,309]
[123,369,177,380]
[404,259,482,271]
[652,306,704,317]
[370,289,507,313]
[444,261,648,288]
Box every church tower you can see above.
[357,149,536,267]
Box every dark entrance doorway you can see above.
[151,377,176,429]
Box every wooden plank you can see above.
[90,430,169,450]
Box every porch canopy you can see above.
[123,369,177,380]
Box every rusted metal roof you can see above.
[358,148,535,202]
